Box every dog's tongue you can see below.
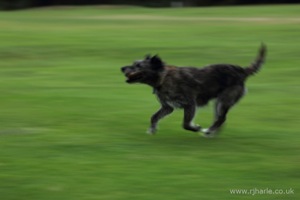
[125,72,134,82]
[126,72,137,78]
[125,72,141,83]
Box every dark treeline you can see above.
[0,0,299,10]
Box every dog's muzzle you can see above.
[121,66,142,83]
[121,66,129,73]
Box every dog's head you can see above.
[121,55,164,85]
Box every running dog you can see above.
[121,44,266,137]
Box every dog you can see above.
[121,44,266,137]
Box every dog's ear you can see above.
[145,54,151,60]
[150,55,164,70]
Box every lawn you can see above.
[0,4,299,200]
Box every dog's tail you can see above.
[245,43,266,76]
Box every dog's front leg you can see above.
[183,104,201,132]
[147,105,174,134]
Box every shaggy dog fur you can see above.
[121,44,266,137]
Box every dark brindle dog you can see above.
[121,44,266,137]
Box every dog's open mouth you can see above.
[125,72,143,83]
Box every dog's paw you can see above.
[146,127,156,135]
[201,128,210,134]
[200,128,216,138]
[194,124,202,132]
[183,124,201,132]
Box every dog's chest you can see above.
[154,89,187,108]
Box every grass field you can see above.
[0,4,299,200]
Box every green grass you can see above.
[0,5,299,200]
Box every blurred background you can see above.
[0,0,299,200]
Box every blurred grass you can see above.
[0,5,299,200]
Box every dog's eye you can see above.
[136,63,142,68]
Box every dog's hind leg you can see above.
[202,85,245,137]
[148,105,174,134]
[202,101,229,136]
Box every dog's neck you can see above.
[152,66,175,94]
[152,72,165,94]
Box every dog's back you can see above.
[157,61,263,108]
